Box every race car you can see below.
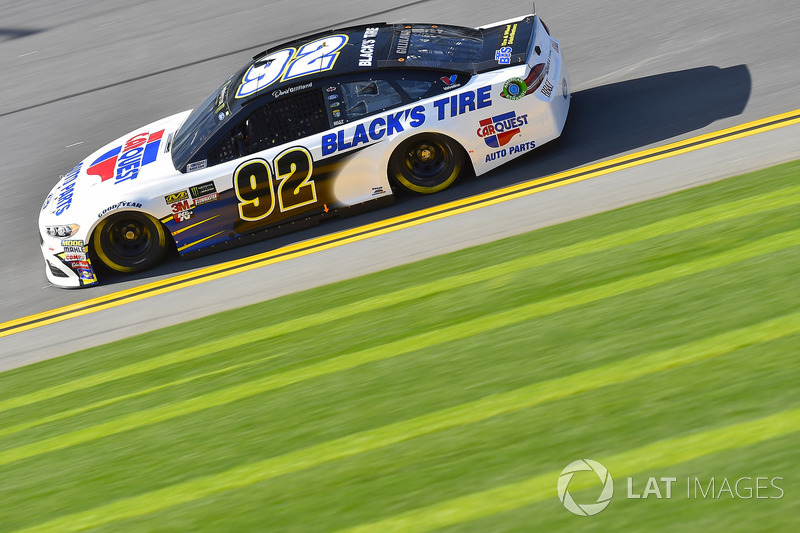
[39,13,570,288]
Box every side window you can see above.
[396,79,434,99]
[340,79,403,120]
[396,71,470,101]
[207,89,328,166]
[332,72,468,125]
[207,136,235,166]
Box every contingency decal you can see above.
[541,78,555,99]
[56,240,97,285]
[495,47,513,65]
[441,74,462,92]
[165,190,194,223]
[87,130,165,184]
[76,265,97,285]
[60,239,86,262]
[215,79,232,114]
[236,35,349,99]
[190,181,219,206]
[97,201,143,218]
[501,78,527,101]
[501,24,518,47]
[187,160,208,173]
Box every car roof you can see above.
[171,17,536,170]
[228,18,535,110]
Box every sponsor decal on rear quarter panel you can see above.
[477,111,528,148]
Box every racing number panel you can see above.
[232,147,322,232]
[229,144,372,236]
[233,149,313,233]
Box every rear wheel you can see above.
[92,212,167,273]
[389,134,465,194]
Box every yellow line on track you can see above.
[1,108,799,338]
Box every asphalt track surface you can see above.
[1,0,799,366]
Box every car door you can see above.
[203,88,335,237]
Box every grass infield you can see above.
[1,161,799,532]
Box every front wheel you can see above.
[92,212,167,273]
[389,134,466,194]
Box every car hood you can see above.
[41,110,191,222]
[82,110,191,188]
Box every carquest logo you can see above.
[476,111,528,148]
[558,459,614,516]
[87,129,165,184]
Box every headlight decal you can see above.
[45,224,80,238]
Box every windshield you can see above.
[171,75,237,170]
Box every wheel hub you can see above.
[416,145,436,163]
[122,224,141,242]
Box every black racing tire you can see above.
[389,133,466,194]
[92,211,167,273]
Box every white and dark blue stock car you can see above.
[39,13,570,288]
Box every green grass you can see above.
[1,161,799,532]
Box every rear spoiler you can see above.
[471,14,540,74]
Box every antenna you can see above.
[319,41,327,76]
[532,2,536,14]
